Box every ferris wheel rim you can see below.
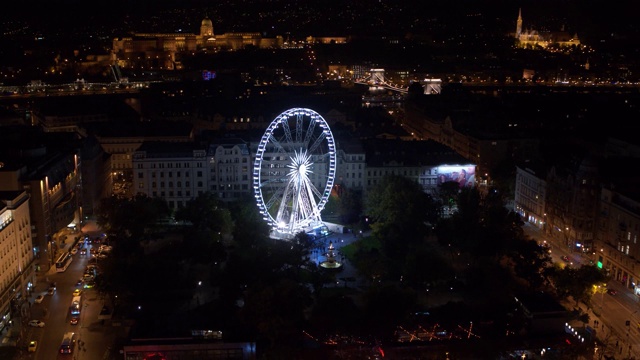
[253,107,337,235]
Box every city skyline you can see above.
[3,0,640,358]
[4,0,639,39]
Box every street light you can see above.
[594,284,606,311]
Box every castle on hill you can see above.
[111,17,284,71]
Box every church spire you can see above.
[516,8,523,39]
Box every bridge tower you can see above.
[370,69,385,84]
[421,79,442,95]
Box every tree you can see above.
[401,241,454,290]
[175,191,232,233]
[366,174,432,228]
[310,293,364,335]
[549,265,607,307]
[228,194,271,248]
[337,188,363,225]
[440,187,524,262]
[509,238,553,290]
[362,284,417,335]
[96,194,170,239]
[353,247,390,284]
[437,180,462,216]
[239,278,314,356]
[366,174,435,255]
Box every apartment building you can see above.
[0,128,82,270]
[132,142,209,211]
[0,190,35,334]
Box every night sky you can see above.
[4,0,638,40]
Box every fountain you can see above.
[320,241,342,269]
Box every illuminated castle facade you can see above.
[514,8,581,49]
[112,17,284,70]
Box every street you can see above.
[16,221,120,360]
[524,223,640,359]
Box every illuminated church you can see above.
[514,9,580,49]
[112,17,284,70]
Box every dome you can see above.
[201,17,213,27]
[200,17,214,37]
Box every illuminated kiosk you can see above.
[253,108,337,240]
[320,241,342,269]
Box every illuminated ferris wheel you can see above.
[253,108,336,238]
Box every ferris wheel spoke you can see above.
[262,174,289,209]
[301,180,320,220]
[308,131,328,154]
[275,179,296,226]
[281,116,294,148]
[267,136,290,157]
[308,180,323,200]
[303,116,317,149]
[295,112,304,144]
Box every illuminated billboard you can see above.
[436,165,476,188]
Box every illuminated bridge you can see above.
[354,68,442,95]
[0,79,155,99]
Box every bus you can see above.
[70,296,81,315]
[59,332,76,354]
[55,252,73,272]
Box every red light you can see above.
[144,353,167,360]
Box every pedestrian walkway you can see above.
[560,296,637,359]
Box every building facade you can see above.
[133,142,209,211]
[208,138,252,202]
[0,130,82,271]
[131,136,368,212]
[95,121,194,184]
[0,190,35,335]
[595,187,640,294]
[334,139,366,191]
[545,156,600,253]
[80,136,112,216]
[363,138,476,196]
[403,99,540,180]
[514,164,548,230]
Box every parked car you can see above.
[70,317,79,325]
[34,295,44,304]
[28,340,37,352]
[608,289,618,295]
[70,248,78,255]
[73,289,82,296]
[47,287,55,295]
[28,320,45,328]
[561,255,570,262]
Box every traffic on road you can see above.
[22,226,114,360]
[524,223,640,358]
